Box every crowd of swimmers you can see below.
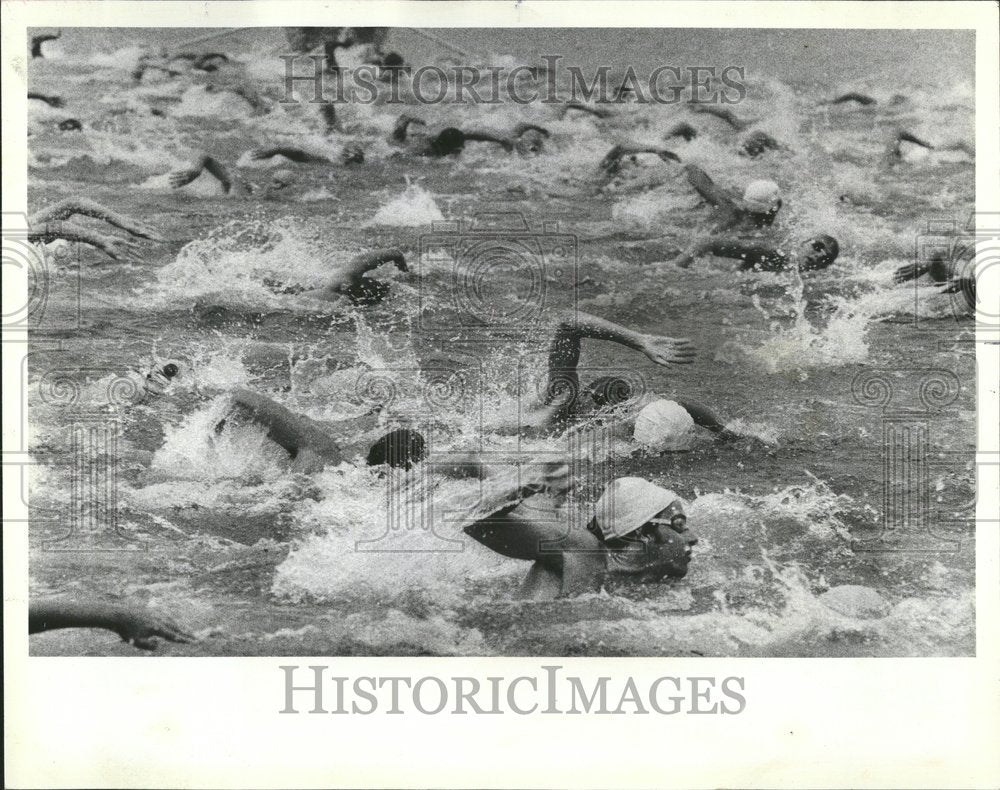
[26,28,977,649]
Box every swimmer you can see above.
[668,233,840,273]
[598,143,680,177]
[213,388,425,474]
[390,114,537,157]
[28,91,65,108]
[682,164,783,230]
[665,121,698,141]
[559,101,613,120]
[249,142,365,166]
[30,30,61,59]
[28,198,163,261]
[461,468,698,599]
[285,26,389,75]
[894,239,977,311]
[30,598,194,650]
[58,118,83,132]
[885,129,973,164]
[740,129,783,158]
[169,141,365,196]
[482,308,703,436]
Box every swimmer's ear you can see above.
[518,562,563,601]
[291,448,326,475]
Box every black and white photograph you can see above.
[4,1,999,786]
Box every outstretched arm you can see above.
[688,104,750,130]
[250,145,331,164]
[829,92,877,106]
[29,599,194,650]
[682,164,739,211]
[886,129,935,162]
[561,101,612,119]
[221,388,343,471]
[461,129,515,152]
[27,91,64,108]
[669,236,787,270]
[544,309,695,405]
[30,198,163,240]
[665,121,698,141]
[317,248,407,297]
[31,31,61,58]
[169,153,235,193]
[599,144,680,175]
[28,221,142,261]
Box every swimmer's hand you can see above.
[893,262,926,284]
[639,334,697,366]
[656,149,681,163]
[113,605,196,650]
[96,235,145,263]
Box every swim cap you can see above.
[593,477,681,540]
[742,179,781,212]
[366,428,426,469]
[632,399,695,452]
[430,127,465,156]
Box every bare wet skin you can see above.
[27,33,975,656]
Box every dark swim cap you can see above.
[366,428,427,469]
[817,234,839,263]
[587,376,633,407]
[430,128,465,156]
[162,363,179,378]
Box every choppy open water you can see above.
[26,29,975,656]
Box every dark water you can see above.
[27,29,975,656]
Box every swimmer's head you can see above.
[366,428,427,470]
[587,376,633,407]
[592,477,697,579]
[161,363,180,379]
[341,144,365,165]
[798,234,840,271]
[742,179,782,218]
[430,127,465,156]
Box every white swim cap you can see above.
[593,477,681,540]
[633,399,695,452]
[742,179,781,212]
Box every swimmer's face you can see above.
[604,502,697,580]
[798,236,839,271]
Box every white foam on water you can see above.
[366,181,445,227]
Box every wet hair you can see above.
[586,376,633,407]
[430,127,465,156]
[366,428,426,470]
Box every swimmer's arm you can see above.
[688,104,749,130]
[250,146,330,163]
[461,129,514,152]
[829,92,877,106]
[599,144,680,175]
[512,123,551,139]
[683,164,739,210]
[670,237,784,270]
[391,114,425,143]
[29,599,194,650]
[28,221,142,261]
[317,248,407,297]
[27,91,64,108]
[30,198,163,241]
[169,154,234,193]
[561,101,611,119]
